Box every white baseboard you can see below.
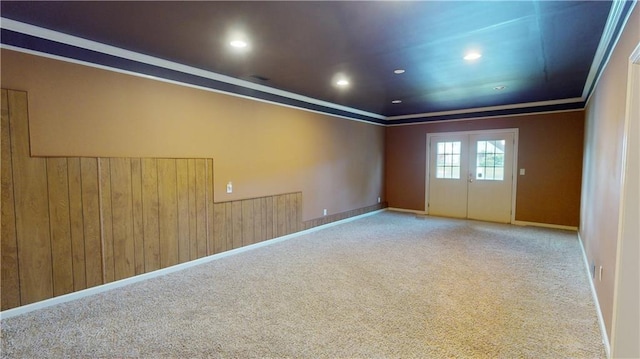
[388,210,579,232]
[0,208,385,320]
[577,232,611,358]
[386,207,427,215]
[512,220,578,231]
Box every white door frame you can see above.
[425,128,519,223]
[610,41,640,359]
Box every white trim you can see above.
[1,2,635,126]
[0,17,598,126]
[387,98,583,121]
[0,209,385,320]
[386,207,426,215]
[385,108,584,127]
[631,41,640,63]
[585,0,638,107]
[1,44,385,127]
[512,220,578,232]
[577,232,612,358]
[610,40,640,359]
[425,128,519,223]
[582,0,629,100]
[2,36,583,129]
[0,17,590,127]
[510,130,520,224]
[0,18,385,122]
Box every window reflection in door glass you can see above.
[476,140,505,180]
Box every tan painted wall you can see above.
[0,50,385,221]
[582,5,640,346]
[385,111,584,227]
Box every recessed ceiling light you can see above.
[393,69,405,74]
[464,52,482,61]
[493,85,507,91]
[392,100,402,104]
[336,79,349,87]
[230,40,248,48]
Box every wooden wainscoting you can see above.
[1,89,216,308]
[213,192,302,252]
[1,89,306,311]
[1,88,381,311]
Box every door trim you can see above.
[425,128,519,223]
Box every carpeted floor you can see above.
[1,211,605,358]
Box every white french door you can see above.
[427,130,516,223]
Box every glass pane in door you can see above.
[475,140,505,180]
[436,141,461,179]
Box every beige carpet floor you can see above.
[1,211,605,358]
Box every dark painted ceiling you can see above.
[0,1,628,122]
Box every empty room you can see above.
[1,1,638,358]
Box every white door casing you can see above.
[467,132,515,223]
[426,129,518,223]
[428,133,469,219]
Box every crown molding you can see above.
[0,18,386,123]
[1,5,636,127]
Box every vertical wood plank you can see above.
[175,159,190,263]
[265,196,274,240]
[276,194,286,237]
[141,158,160,272]
[9,90,54,304]
[98,158,114,283]
[295,192,303,232]
[242,199,255,246]
[130,158,145,275]
[109,158,135,280]
[206,159,214,255]
[232,201,243,249]
[67,158,86,291]
[254,198,265,243]
[195,159,207,258]
[187,159,197,260]
[272,195,278,238]
[213,202,227,254]
[224,202,233,250]
[46,158,74,296]
[1,89,21,309]
[157,158,179,268]
[80,158,103,288]
[287,193,297,234]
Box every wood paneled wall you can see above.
[1,89,306,310]
[1,89,214,308]
[213,193,302,252]
[1,89,382,311]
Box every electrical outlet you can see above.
[323,209,327,216]
[377,197,381,203]
[226,182,233,193]
[599,266,603,281]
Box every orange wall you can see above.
[385,111,585,226]
[581,5,639,344]
[0,49,385,221]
